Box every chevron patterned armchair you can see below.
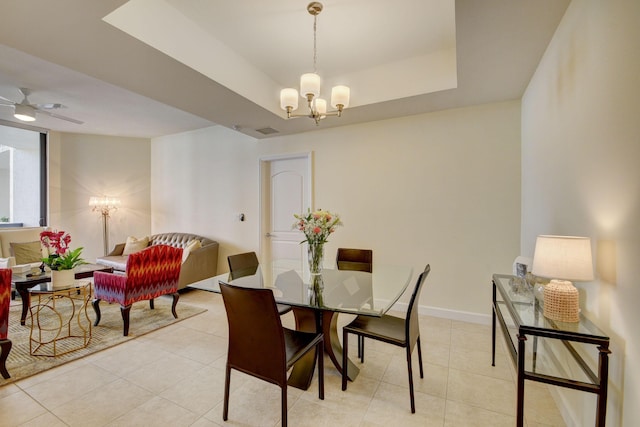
[92,244,182,336]
[1,268,12,379]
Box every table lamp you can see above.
[531,235,594,322]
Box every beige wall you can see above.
[521,0,639,425]
[152,100,521,317]
[48,132,151,261]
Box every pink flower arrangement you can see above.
[40,230,86,270]
[40,230,72,256]
[293,209,342,245]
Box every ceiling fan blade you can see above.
[0,95,16,105]
[35,103,64,110]
[37,109,84,125]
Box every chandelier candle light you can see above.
[89,196,121,256]
[280,2,350,125]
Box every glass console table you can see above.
[491,274,610,427]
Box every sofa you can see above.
[0,227,46,271]
[96,232,219,290]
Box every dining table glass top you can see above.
[199,265,414,317]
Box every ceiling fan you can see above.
[0,87,83,124]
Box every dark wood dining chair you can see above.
[336,248,373,358]
[227,252,292,315]
[336,248,373,273]
[342,264,430,413]
[220,282,324,427]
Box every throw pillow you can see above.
[181,239,202,263]
[10,241,43,264]
[122,236,150,255]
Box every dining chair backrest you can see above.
[406,264,430,350]
[227,252,260,280]
[220,282,287,385]
[336,248,373,273]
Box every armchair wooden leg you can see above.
[0,339,12,379]
[149,299,154,310]
[171,292,179,319]
[120,304,132,336]
[92,299,102,326]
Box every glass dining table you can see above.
[191,264,414,390]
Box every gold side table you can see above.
[29,281,92,357]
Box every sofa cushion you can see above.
[123,236,149,255]
[182,239,202,263]
[0,227,45,258]
[10,241,43,264]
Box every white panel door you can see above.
[260,154,311,287]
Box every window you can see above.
[0,123,47,227]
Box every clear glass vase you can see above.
[308,243,324,294]
[307,243,324,275]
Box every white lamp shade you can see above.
[331,85,350,109]
[280,88,299,110]
[531,235,594,282]
[89,196,121,209]
[300,73,321,98]
[313,98,327,116]
[14,104,36,121]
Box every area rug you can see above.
[1,295,206,384]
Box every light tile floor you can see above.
[0,290,566,426]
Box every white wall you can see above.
[0,163,8,220]
[521,0,639,425]
[152,101,521,316]
[48,132,151,262]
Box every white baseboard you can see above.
[379,299,491,325]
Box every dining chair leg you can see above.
[342,329,349,391]
[281,385,288,427]
[359,336,365,363]
[318,338,325,400]
[417,336,424,378]
[406,347,416,413]
[223,365,231,421]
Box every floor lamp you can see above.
[89,196,121,256]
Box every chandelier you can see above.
[280,2,350,125]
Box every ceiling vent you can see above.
[255,127,279,135]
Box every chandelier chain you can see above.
[313,14,318,73]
